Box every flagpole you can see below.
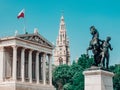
[23,9,26,34]
[23,17,26,34]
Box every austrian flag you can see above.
[17,9,25,19]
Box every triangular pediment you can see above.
[16,34,54,48]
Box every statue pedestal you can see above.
[83,66,114,90]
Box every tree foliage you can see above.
[110,64,120,90]
[52,64,70,90]
[78,54,94,69]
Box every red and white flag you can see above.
[17,9,25,19]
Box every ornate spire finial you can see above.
[61,10,64,16]
[61,10,64,20]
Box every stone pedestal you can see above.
[83,67,114,90]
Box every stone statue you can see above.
[100,36,113,69]
[86,26,113,69]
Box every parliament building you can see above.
[0,29,54,90]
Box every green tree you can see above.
[63,83,73,90]
[78,54,94,69]
[67,61,84,83]
[72,71,84,90]
[52,64,70,90]
[64,61,84,90]
[114,73,120,90]
[110,64,120,90]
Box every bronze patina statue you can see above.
[100,37,113,69]
[86,26,113,69]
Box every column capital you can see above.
[30,49,34,51]
[29,49,33,53]
[0,46,5,52]
[36,51,41,55]
[21,48,25,51]
[43,53,47,56]
[11,45,18,49]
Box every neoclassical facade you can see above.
[0,30,54,90]
[54,16,70,65]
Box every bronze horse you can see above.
[86,26,103,66]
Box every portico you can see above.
[0,30,54,90]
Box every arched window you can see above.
[64,50,66,54]
[59,57,63,65]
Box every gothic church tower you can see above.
[54,15,70,65]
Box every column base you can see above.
[0,81,55,90]
[83,66,114,90]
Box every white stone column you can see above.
[21,48,25,82]
[28,50,32,83]
[42,53,46,85]
[0,47,5,82]
[48,54,52,85]
[12,46,17,81]
[36,52,39,84]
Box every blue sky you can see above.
[0,0,120,65]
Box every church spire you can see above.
[58,15,67,45]
[59,15,66,31]
[54,15,70,66]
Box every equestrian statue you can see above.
[86,26,113,69]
